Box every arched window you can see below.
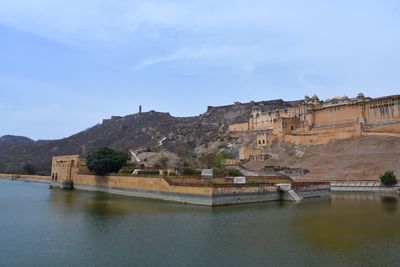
[55,174,58,181]
[51,173,54,180]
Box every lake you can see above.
[0,179,399,266]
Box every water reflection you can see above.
[83,192,131,216]
[294,193,400,252]
[381,196,398,213]
[2,180,400,267]
[48,189,211,216]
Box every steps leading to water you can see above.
[287,190,303,202]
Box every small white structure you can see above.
[201,169,213,178]
[132,169,141,175]
[233,177,246,184]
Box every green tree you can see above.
[201,153,226,169]
[156,156,169,169]
[380,170,397,187]
[213,153,226,168]
[23,164,36,175]
[86,147,129,175]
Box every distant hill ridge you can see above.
[0,98,296,173]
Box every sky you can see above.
[0,0,399,140]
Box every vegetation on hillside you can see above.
[86,147,129,175]
[22,164,36,175]
[156,156,170,169]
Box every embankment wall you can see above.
[74,174,214,205]
[0,173,51,183]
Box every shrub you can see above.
[137,170,160,175]
[380,170,397,187]
[156,156,169,169]
[23,164,36,175]
[181,167,201,175]
[119,165,135,174]
[87,147,129,175]
[226,168,243,177]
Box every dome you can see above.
[357,92,365,99]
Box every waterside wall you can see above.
[0,173,51,183]
[331,181,400,193]
[58,173,330,206]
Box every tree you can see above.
[380,170,397,187]
[156,156,169,169]
[23,164,36,175]
[200,153,226,169]
[86,147,129,175]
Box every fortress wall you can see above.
[365,100,400,123]
[229,123,249,132]
[313,104,360,126]
[284,123,361,145]
[250,115,275,130]
[364,123,400,133]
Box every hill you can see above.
[2,98,399,181]
[242,136,400,181]
[0,99,292,174]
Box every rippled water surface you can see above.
[0,179,399,267]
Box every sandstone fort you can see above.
[228,93,400,160]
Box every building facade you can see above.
[230,93,400,148]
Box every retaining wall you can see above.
[331,181,400,193]
[0,173,51,183]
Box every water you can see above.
[0,179,399,267]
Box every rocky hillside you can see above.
[243,136,400,181]
[0,99,292,174]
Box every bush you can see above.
[181,167,201,176]
[23,164,36,175]
[87,147,129,175]
[156,156,169,169]
[380,170,397,186]
[137,170,160,175]
[119,165,135,174]
[226,168,243,177]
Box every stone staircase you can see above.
[287,190,303,202]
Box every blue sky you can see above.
[0,0,399,140]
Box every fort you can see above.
[230,93,400,160]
